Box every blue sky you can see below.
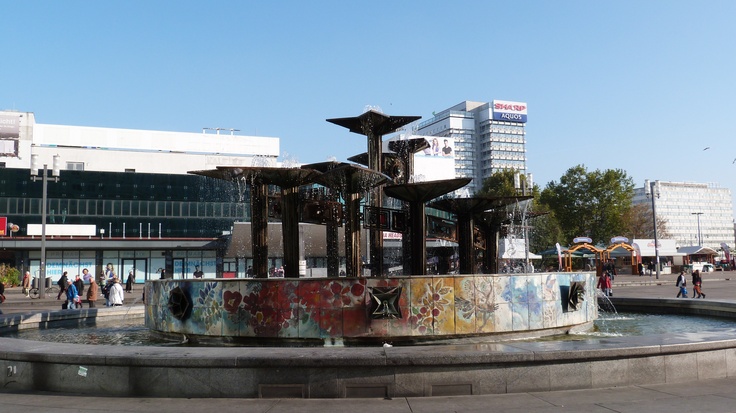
[3,1,736,212]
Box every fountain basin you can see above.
[144,273,597,345]
[2,300,736,398]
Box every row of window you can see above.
[0,197,249,219]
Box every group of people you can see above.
[49,263,128,309]
[55,269,99,309]
[676,270,707,299]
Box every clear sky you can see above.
[3,1,736,213]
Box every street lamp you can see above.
[514,172,534,273]
[30,154,61,299]
[691,212,703,246]
[645,179,661,279]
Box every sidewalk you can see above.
[2,277,736,412]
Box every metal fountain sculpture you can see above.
[146,108,597,346]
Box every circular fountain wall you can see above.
[145,273,597,345]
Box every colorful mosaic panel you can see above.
[146,273,598,341]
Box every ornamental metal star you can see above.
[567,282,586,311]
[369,286,402,319]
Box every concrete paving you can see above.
[1,272,736,412]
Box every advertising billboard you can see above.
[0,114,20,157]
[418,136,455,158]
[492,100,528,123]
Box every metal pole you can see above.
[650,181,660,280]
[40,164,48,299]
[692,212,703,246]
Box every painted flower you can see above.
[223,290,242,314]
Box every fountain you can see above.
[146,109,598,346]
[12,109,735,399]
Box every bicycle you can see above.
[28,285,60,299]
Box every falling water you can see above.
[281,152,300,168]
[596,290,618,315]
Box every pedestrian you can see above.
[56,271,68,300]
[87,276,98,308]
[22,271,31,297]
[0,280,5,304]
[102,279,112,306]
[676,271,688,298]
[597,271,612,297]
[692,269,706,299]
[82,268,91,283]
[637,262,644,276]
[647,262,655,276]
[74,274,84,298]
[125,270,135,293]
[65,279,80,310]
[105,263,116,280]
[603,259,616,282]
[108,277,125,307]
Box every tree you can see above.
[539,165,634,245]
[622,203,671,240]
[476,169,525,197]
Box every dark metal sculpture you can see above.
[429,196,532,275]
[327,110,420,276]
[368,286,402,319]
[384,178,471,275]
[190,166,321,278]
[567,281,586,311]
[167,286,191,320]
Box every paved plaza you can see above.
[1,272,736,413]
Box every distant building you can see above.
[633,180,735,251]
[415,100,528,194]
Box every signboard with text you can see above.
[492,100,528,123]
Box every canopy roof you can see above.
[677,246,719,256]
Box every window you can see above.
[67,162,85,171]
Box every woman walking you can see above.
[597,271,612,297]
[692,269,706,298]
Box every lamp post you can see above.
[30,154,61,299]
[515,172,534,273]
[691,212,703,246]
[645,180,661,279]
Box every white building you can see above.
[415,100,527,194]
[0,111,279,174]
[633,180,735,251]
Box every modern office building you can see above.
[632,180,735,251]
[0,110,279,283]
[415,100,528,194]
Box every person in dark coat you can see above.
[125,270,135,293]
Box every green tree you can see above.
[477,169,525,197]
[540,165,634,245]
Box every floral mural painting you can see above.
[191,282,223,329]
[410,278,452,335]
[147,274,597,342]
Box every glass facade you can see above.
[0,168,249,238]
